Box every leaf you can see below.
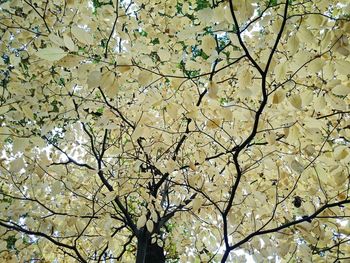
[71,26,94,45]
[87,71,102,89]
[137,215,147,229]
[101,71,117,97]
[104,191,117,203]
[48,33,64,46]
[334,60,350,75]
[192,197,202,212]
[314,96,326,112]
[208,81,218,99]
[308,58,324,73]
[0,105,10,115]
[298,27,314,43]
[265,131,276,145]
[201,35,216,55]
[138,70,153,86]
[291,160,304,174]
[326,94,347,110]
[335,46,350,56]
[274,63,286,81]
[9,158,25,173]
[63,33,76,51]
[36,47,67,61]
[166,103,179,119]
[150,210,158,223]
[289,94,302,109]
[331,85,350,96]
[334,146,349,161]
[132,125,145,140]
[189,162,197,171]
[272,90,285,104]
[301,90,313,107]
[146,220,154,233]
[287,34,299,55]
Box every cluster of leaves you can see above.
[1,0,350,262]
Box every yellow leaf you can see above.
[272,90,285,104]
[334,60,350,75]
[138,71,153,86]
[166,103,179,119]
[289,94,302,109]
[146,220,154,233]
[335,46,350,56]
[331,166,347,186]
[137,215,147,229]
[48,33,64,46]
[189,162,197,171]
[57,55,82,67]
[201,35,216,55]
[291,160,304,174]
[206,118,221,129]
[104,191,117,203]
[334,146,349,161]
[208,81,218,99]
[274,63,286,81]
[298,27,314,43]
[71,26,94,45]
[331,85,350,96]
[101,71,117,97]
[308,58,324,73]
[265,131,276,145]
[36,47,66,61]
[287,34,299,55]
[192,197,202,212]
[87,71,102,89]
[301,90,313,107]
[63,33,76,51]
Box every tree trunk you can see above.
[146,242,165,263]
[136,231,165,263]
[136,233,147,263]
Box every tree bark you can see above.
[136,233,147,263]
[146,242,165,263]
[136,231,165,263]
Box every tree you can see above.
[1,0,350,262]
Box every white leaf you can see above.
[36,47,67,61]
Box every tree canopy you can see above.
[1,0,350,262]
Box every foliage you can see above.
[1,0,350,262]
